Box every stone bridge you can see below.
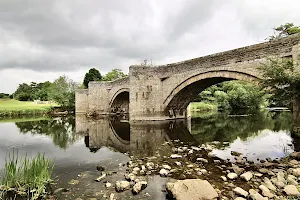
[76,33,300,121]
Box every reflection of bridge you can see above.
[76,34,300,121]
[75,115,196,156]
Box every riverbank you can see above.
[51,139,300,199]
[0,99,59,117]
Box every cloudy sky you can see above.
[1,0,300,93]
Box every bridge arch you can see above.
[109,88,130,114]
[163,70,259,116]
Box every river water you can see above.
[0,110,298,199]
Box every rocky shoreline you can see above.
[54,140,300,199]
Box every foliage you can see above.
[195,81,268,110]
[13,81,52,101]
[0,152,53,200]
[102,68,127,81]
[267,23,300,41]
[189,102,218,112]
[0,93,10,99]
[49,75,79,109]
[258,58,300,107]
[83,68,102,88]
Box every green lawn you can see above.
[0,99,59,117]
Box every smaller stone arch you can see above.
[163,70,259,117]
[109,88,130,114]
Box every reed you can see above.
[0,152,54,200]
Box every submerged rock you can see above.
[115,181,130,192]
[159,169,169,177]
[166,179,218,200]
[132,181,147,194]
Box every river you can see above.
[0,110,298,199]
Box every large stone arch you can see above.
[109,88,130,114]
[163,70,259,117]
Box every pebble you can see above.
[221,176,227,181]
[170,154,182,159]
[233,187,248,197]
[240,171,253,181]
[196,158,208,163]
[162,165,171,170]
[105,182,112,188]
[132,181,147,194]
[227,173,238,180]
[284,185,300,196]
[115,181,130,192]
[259,185,274,198]
[263,177,276,191]
[159,169,169,177]
[95,173,106,182]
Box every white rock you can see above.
[175,161,181,166]
[105,182,112,188]
[290,168,300,176]
[221,176,227,181]
[234,198,246,200]
[287,176,298,185]
[259,185,274,198]
[132,167,140,172]
[132,181,147,194]
[227,173,238,180]
[124,173,135,181]
[233,187,248,197]
[159,169,169,177]
[263,177,276,191]
[95,173,106,182]
[277,171,286,183]
[191,146,201,151]
[162,165,171,170]
[197,158,208,163]
[115,181,130,192]
[170,154,182,159]
[200,169,208,174]
[240,171,253,181]
[249,189,267,200]
[187,164,194,168]
[284,185,300,196]
[166,179,218,200]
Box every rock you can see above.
[166,179,218,200]
[191,146,201,151]
[132,181,147,194]
[290,151,300,159]
[95,173,106,182]
[200,169,208,174]
[290,168,300,176]
[68,179,79,185]
[187,164,194,168]
[227,173,238,180]
[234,198,246,200]
[231,151,242,156]
[159,169,169,177]
[170,154,182,159]
[259,185,274,198]
[277,171,285,183]
[233,187,248,197]
[263,177,276,191]
[232,165,244,175]
[124,173,135,181]
[284,185,300,196]
[258,168,269,174]
[175,161,181,166]
[290,159,298,165]
[96,165,105,171]
[132,167,140,172]
[109,193,115,200]
[162,165,171,170]
[240,171,253,181]
[106,182,112,188]
[249,189,267,200]
[287,176,298,185]
[274,181,285,188]
[254,172,263,177]
[221,176,227,181]
[146,162,154,169]
[197,158,208,163]
[115,181,130,192]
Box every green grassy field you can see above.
[0,99,58,117]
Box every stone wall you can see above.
[75,89,88,113]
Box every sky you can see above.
[1,0,300,93]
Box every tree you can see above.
[267,23,300,41]
[14,83,35,101]
[102,69,127,81]
[83,68,102,88]
[258,58,300,107]
[49,76,79,109]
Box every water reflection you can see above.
[15,116,80,149]
[76,110,296,161]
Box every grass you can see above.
[189,102,218,112]
[0,99,59,117]
[0,152,54,200]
